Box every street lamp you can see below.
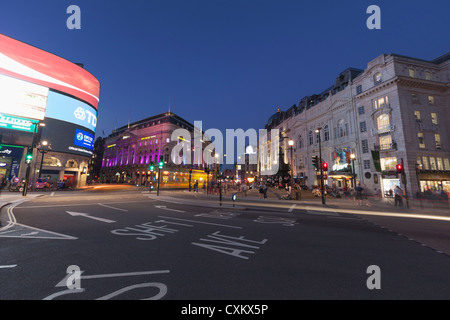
[350,153,356,189]
[315,128,325,205]
[288,140,294,200]
[38,140,51,179]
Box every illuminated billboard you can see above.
[42,118,95,157]
[0,33,100,110]
[0,113,39,133]
[0,74,49,120]
[45,91,97,132]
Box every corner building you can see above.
[0,34,100,188]
[264,52,450,198]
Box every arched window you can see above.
[66,160,78,168]
[377,114,390,131]
[42,157,62,167]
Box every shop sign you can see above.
[0,114,38,133]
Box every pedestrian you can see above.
[194,180,199,193]
[259,183,264,199]
[354,183,364,206]
[0,175,6,196]
[394,186,403,207]
[263,183,267,199]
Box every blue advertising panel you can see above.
[45,91,98,133]
[74,129,94,150]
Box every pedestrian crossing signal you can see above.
[25,149,33,164]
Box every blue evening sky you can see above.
[1,0,449,138]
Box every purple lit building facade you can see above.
[101,112,205,185]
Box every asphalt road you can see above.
[1,186,449,300]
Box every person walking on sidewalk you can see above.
[394,186,404,207]
[354,183,364,206]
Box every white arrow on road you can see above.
[67,212,116,224]
[154,206,186,213]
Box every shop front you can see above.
[0,144,25,181]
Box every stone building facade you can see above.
[264,52,450,198]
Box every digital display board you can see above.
[0,74,49,120]
[0,33,100,110]
[45,91,97,132]
[42,118,95,157]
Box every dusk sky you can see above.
[1,0,449,139]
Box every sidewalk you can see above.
[150,187,450,217]
[0,193,43,228]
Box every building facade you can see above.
[101,112,206,185]
[0,33,100,189]
[264,52,450,198]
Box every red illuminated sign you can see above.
[0,33,100,109]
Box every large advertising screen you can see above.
[0,33,100,110]
[45,91,97,133]
[41,118,95,157]
[0,74,49,120]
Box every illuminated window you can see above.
[428,96,435,105]
[379,135,392,150]
[380,157,397,171]
[431,113,438,125]
[437,158,444,171]
[444,158,450,171]
[374,72,382,84]
[429,157,437,170]
[414,111,421,121]
[377,114,390,131]
[418,133,425,149]
[425,71,431,80]
[374,96,389,109]
[435,134,442,149]
[409,68,415,78]
[422,157,429,170]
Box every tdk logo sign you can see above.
[74,106,97,128]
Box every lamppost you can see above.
[315,128,325,205]
[289,140,294,200]
[37,140,51,179]
[350,153,356,189]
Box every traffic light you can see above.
[149,162,155,172]
[158,157,164,169]
[25,149,33,165]
[396,164,404,174]
[312,156,319,171]
[322,162,328,172]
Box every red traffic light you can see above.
[322,162,328,171]
[396,164,404,173]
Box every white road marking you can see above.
[0,223,78,240]
[66,211,116,224]
[0,265,17,269]
[154,205,186,213]
[55,270,170,287]
[288,204,297,213]
[50,192,55,196]
[158,215,242,229]
[98,203,128,212]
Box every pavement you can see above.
[145,186,450,217]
